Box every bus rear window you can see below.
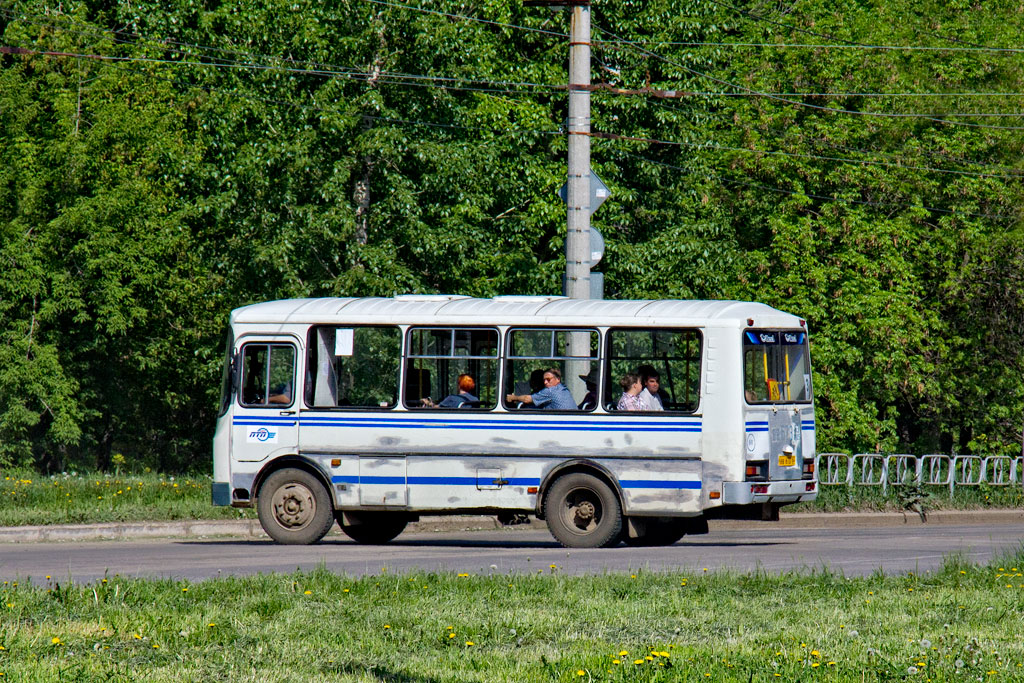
[743,330,811,403]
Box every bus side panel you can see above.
[405,456,540,510]
[604,458,703,515]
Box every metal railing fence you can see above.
[815,452,1024,496]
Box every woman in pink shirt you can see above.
[616,372,644,411]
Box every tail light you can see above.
[745,460,768,480]
[803,460,815,478]
[751,485,768,494]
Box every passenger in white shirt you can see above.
[637,368,665,411]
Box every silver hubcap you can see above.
[271,482,315,530]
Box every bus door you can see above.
[232,339,299,462]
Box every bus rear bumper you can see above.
[722,480,817,505]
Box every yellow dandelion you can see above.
[619,650,628,656]
[811,650,819,657]
[304,590,312,595]
[576,670,585,676]
[612,659,620,665]
[133,634,142,640]
[383,625,390,629]
[465,641,474,646]
[51,637,61,645]
[208,623,215,627]
[448,633,456,639]
[633,659,644,665]
[811,662,820,668]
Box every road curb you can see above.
[0,509,1019,543]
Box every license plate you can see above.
[778,454,796,467]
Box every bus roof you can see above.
[230,296,804,328]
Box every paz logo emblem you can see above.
[247,427,278,444]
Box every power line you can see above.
[361,0,566,38]
[593,26,1024,131]
[614,150,1014,221]
[13,9,1024,118]
[587,128,1024,180]
[0,44,561,97]
[704,0,995,52]
[594,38,1024,55]
[1,9,562,93]
[649,99,1024,177]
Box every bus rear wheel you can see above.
[544,473,622,548]
[336,512,408,544]
[257,468,335,545]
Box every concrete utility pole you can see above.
[564,2,591,300]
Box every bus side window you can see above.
[604,328,701,413]
[404,327,498,409]
[504,328,598,411]
[305,326,401,409]
[240,343,295,408]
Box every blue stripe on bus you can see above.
[331,475,698,490]
[300,416,701,427]
[298,417,701,433]
[618,479,701,490]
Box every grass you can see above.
[0,471,254,527]
[1,551,1023,681]
[0,469,1021,528]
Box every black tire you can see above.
[336,511,409,544]
[543,473,622,548]
[622,518,688,547]
[256,468,335,545]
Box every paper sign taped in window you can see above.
[335,328,355,356]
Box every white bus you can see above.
[212,295,817,548]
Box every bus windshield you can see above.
[743,329,811,403]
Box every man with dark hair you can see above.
[506,367,576,410]
[636,364,665,411]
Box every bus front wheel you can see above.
[544,473,622,548]
[257,468,335,545]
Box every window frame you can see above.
[502,326,600,412]
[237,342,296,409]
[742,328,813,405]
[403,326,500,410]
[303,324,402,411]
[603,326,703,415]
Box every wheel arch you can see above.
[253,455,335,508]
[535,459,624,520]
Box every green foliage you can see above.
[2,0,1023,470]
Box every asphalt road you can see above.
[2,521,1022,583]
